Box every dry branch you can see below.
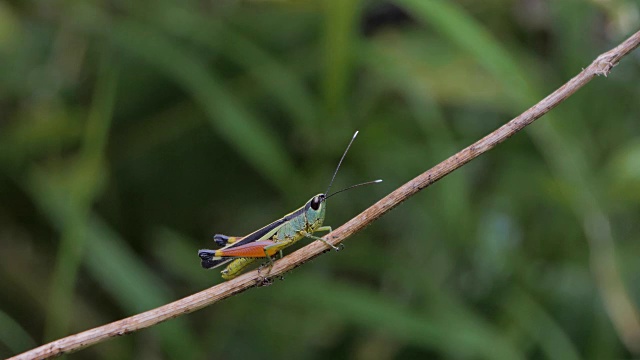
[10,29,640,360]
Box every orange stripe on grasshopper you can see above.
[214,240,279,258]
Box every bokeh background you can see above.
[1,0,640,359]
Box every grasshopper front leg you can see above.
[315,226,332,234]
[301,230,341,251]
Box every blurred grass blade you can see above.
[0,310,36,355]
[43,50,117,340]
[85,217,201,359]
[156,12,321,132]
[394,0,531,103]
[210,23,320,132]
[323,0,360,117]
[102,19,301,193]
[151,227,209,287]
[25,170,202,358]
[505,289,581,360]
[20,48,201,356]
[284,276,523,360]
[395,0,640,350]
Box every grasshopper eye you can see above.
[310,195,323,210]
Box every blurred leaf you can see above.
[505,289,581,360]
[323,0,360,117]
[393,0,532,104]
[608,140,640,201]
[146,6,321,133]
[85,217,201,359]
[98,18,302,194]
[0,310,36,356]
[395,0,640,352]
[281,275,524,360]
[1,1,639,358]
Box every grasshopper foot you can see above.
[213,234,228,247]
[257,276,274,287]
[257,264,275,286]
[326,241,344,251]
[257,262,274,278]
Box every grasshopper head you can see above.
[305,193,326,229]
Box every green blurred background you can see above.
[1,0,640,359]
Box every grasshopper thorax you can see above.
[304,193,327,230]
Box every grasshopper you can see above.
[198,131,381,280]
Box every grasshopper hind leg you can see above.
[221,258,257,280]
[213,234,243,247]
[257,242,289,279]
[316,226,332,233]
[198,249,224,269]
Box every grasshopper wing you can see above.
[200,215,288,269]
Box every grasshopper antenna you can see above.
[325,130,359,196]
[326,179,382,199]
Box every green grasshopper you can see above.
[198,131,381,280]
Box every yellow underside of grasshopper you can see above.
[220,226,332,280]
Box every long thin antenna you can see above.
[324,130,359,196]
[326,180,383,199]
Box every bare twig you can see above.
[11,30,640,360]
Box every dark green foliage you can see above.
[0,0,639,358]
